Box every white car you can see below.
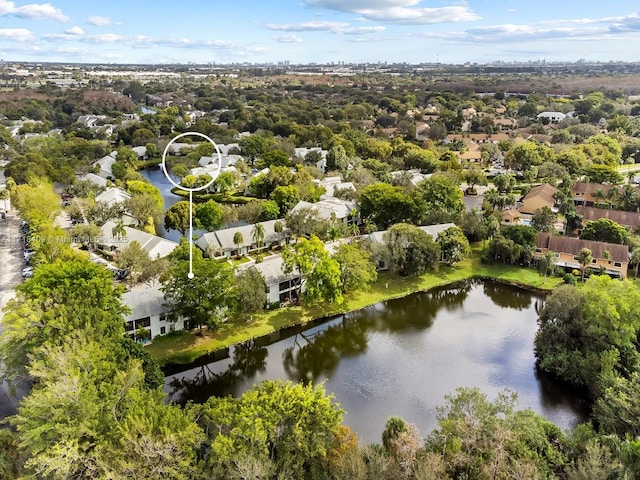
[22,266,34,278]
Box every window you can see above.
[265,286,270,293]
[159,313,166,322]
[124,321,134,332]
[573,256,579,261]
[160,326,166,335]
[535,248,542,253]
[134,317,151,329]
[592,259,597,264]
[614,262,622,267]
[554,253,560,258]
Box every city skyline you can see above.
[0,0,639,65]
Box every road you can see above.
[0,212,29,417]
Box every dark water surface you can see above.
[164,280,588,444]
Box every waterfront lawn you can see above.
[146,243,563,366]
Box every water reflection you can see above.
[164,279,588,443]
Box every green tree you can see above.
[326,144,349,172]
[233,231,244,257]
[212,170,238,196]
[580,218,627,244]
[234,266,267,314]
[125,193,161,230]
[0,258,127,383]
[116,146,138,170]
[577,248,593,283]
[437,226,471,265]
[385,223,440,276]
[270,184,300,214]
[115,240,151,284]
[252,222,266,249]
[631,247,640,279]
[282,235,343,304]
[418,174,464,217]
[164,201,190,236]
[584,164,623,184]
[161,253,235,332]
[531,206,558,232]
[332,243,378,293]
[196,380,343,477]
[239,134,272,165]
[538,251,556,283]
[360,183,426,229]
[260,199,280,221]
[195,199,223,231]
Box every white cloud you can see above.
[305,0,419,12]
[0,0,68,21]
[64,25,83,35]
[87,15,114,26]
[304,0,479,25]
[0,27,33,41]
[267,21,349,32]
[271,34,303,43]
[266,20,384,35]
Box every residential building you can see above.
[575,206,640,229]
[122,286,187,343]
[95,187,131,206]
[534,232,629,279]
[289,197,358,225]
[94,153,117,179]
[536,112,566,123]
[237,254,301,305]
[195,219,289,258]
[313,176,355,197]
[572,182,619,207]
[99,220,179,259]
[519,183,558,215]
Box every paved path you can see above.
[0,212,28,417]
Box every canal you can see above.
[163,280,588,444]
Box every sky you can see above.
[1,0,640,65]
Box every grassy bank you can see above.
[146,245,563,366]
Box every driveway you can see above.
[0,211,29,417]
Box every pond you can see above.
[164,280,588,444]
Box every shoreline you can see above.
[147,248,564,368]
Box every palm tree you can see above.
[273,220,285,244]
[484,188,500,211]
[233,232,243,259]
[251,222,265,250]
[631,247,640,279]
[111,219,126,241]
[605,187,619,210]
[578,247,592,283]
[592,188,607,208]
[617,184,638,212]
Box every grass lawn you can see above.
[146,244,563,366]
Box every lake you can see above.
[164,280,588,444]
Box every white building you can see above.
[238,254,301,305]
[122,286,187,343]
[100,220,179,259]
[94,154,117,179]
[195,219,290,258]
[289,197,358,225]
[536,111,566,123]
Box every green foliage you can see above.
[270,184,300,214]
[195,199,223,231]
[531,206,558,232]
[234,266,267,314]
[437,226,471,265]
[584,163,623,184]
[164,200,191,236]
[282,235,343,304]
[332,243,378,293]
[418,174,464,217]
[385,223,440,276]
[360,183,426,229]
[161,254,236,331]
[260,199,280,220]
[535,277,640,393]
[581,218,627,244]
[0,258,127,383]
[196,380,343,477]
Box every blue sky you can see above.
[0,0,639,64]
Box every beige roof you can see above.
[520,183,557,215]
[536,232,629,263]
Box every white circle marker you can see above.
[161,132,222,278]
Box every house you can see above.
[122,286,187,343]
[195,219,289,258]
[132,146,147,160]
[534,232,629,279]
[289,197,358,225]
[95,187,131,206]
[501,208,523,225]
[78,173,108,188]
[519,183,558,215]
[237,254,301,305]
[572,182,618,207]
[94,154,117,179]
[100,220,179,259]
[313,176,355,197]
[294,147,327,172]
[365,223,456,270]
[536,112,566,123]
[575,206,640,229]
